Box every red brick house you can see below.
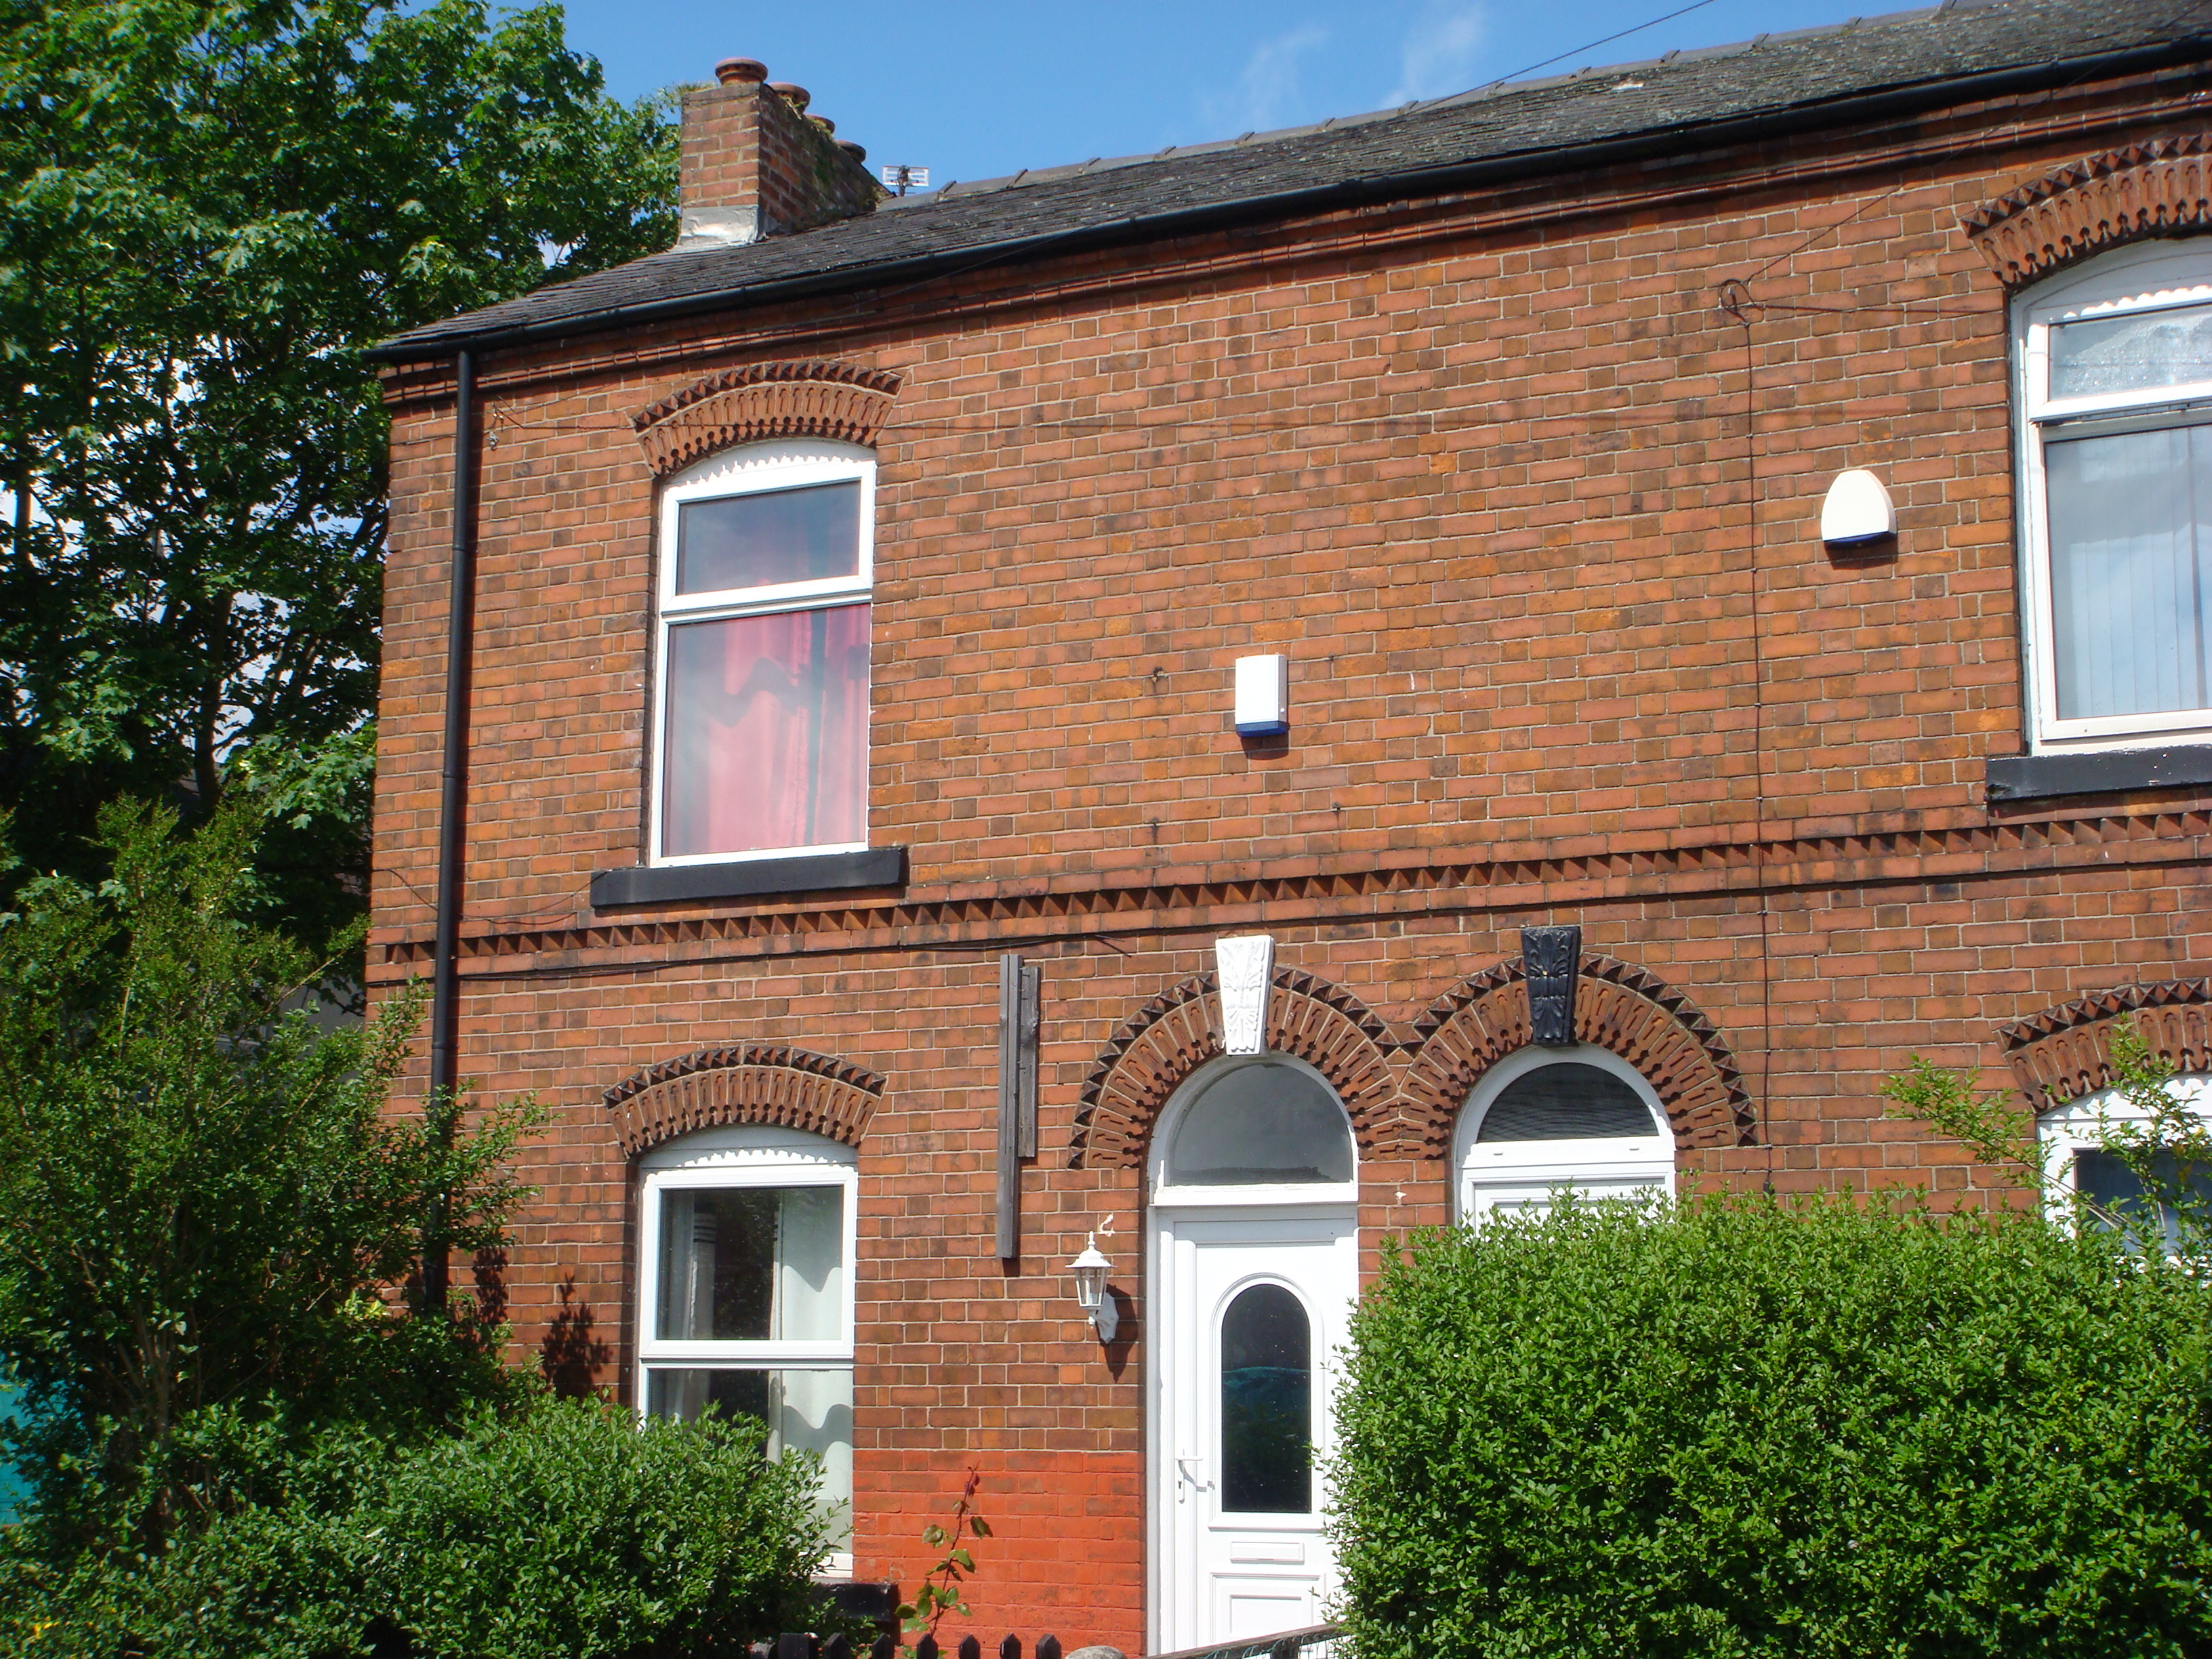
[366,3,2212,1650]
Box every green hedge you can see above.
[1334,1197,2212,1659]
[5,1397,844,1658]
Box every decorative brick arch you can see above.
[632,360,903,478]
[604,1044,885,1157]
[1999,979,2212,1108]
[1070,967,1400,1170]
[1961,134,2212,289]
[1400,952,1756,1157]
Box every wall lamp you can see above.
[1069,1233,1118,1343]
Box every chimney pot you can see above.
[715,57,766,85]
[838,140,867,163]
[768,82,811,112]
[809,115,835,134]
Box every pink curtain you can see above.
[663,604,869,857]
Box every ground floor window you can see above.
[2041,1076,2212,1254]
[1454,1043,1675,1223]
[636,1126,856,1563]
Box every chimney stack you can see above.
[679,58,884,248]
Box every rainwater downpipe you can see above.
[424,346,476,1315]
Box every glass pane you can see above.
[2047,427,2212,720]
[656,1185,842,1341]
[676,481,861,594]
[1477,1063,1659,1141]
[646,1367,853,1544]
[2051,302,2212,399]
[2075,1149,2212,1254]
[1220,1285,1311,1514]
[661,604,869,857]
[1166,1062,1355,1185]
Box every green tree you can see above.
[0,0,675,948]
[0,798,541,1559]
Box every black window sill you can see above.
[590,846,907,909]
[1985,745,2212,802]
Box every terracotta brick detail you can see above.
[632,360,903,478]
[1071,967,1401,1168]
[1400,954,1756,1156]
[2000,979,2212,1107]
[604,1044,886,1155]
[1961,134,2212,286]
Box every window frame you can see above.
[2015,240,2212,751]
[2037,1073,2212,1227]
[1452,1043,1675,1225]
[648,438,877,868]
[1149,1054,1359,1210]
[634,1124,859,1371]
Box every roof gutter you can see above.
[365,34,2211,367]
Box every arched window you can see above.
[636,1124,855,1563]
[1219,1283,1312,1514]
[2014,240,2212,750]
[1158,1057,1356,1194]
[1454,1044,1673,1224]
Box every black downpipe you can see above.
[424,346,476,1317]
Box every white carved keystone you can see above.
[1214,935,1275,1056]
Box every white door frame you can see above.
[1146,1054,1359,1654]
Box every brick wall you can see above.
[371,65,2212,1649]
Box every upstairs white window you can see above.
[2018,242,2212,748]
[636,1126,856,1561]
[651,441,874,864]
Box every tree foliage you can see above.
[0,798,541,1558]
[0,0,675,946]
[1334,1196,2212,1659]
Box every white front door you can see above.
[1152,1208,1357,1653]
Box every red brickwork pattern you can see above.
[2001,978,2212,1107]
[632,360,904,478]
[1070,966,1399,1168]
[1397,952,1754,1155]
[603,1043,884,1155]
[1962,132,2212,285]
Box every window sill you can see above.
[1985,745,2212,802]
[590,846,907,909]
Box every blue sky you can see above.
[556,0,1883,190]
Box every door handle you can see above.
[1176,1455,1211,1500]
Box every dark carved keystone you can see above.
[1522,924,1581,1046]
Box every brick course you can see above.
[371,66,2212,1650]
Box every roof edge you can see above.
[366,32,2212,367]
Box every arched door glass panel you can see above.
[1219,1283,1312,1513]
[1477,1061,1659,1140]
[1167,1061,1355,1185]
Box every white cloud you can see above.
[1382,1,1490,106]
[1199,24,1331,136]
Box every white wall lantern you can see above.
[1820,468,1896,546]
[1233,653,1289,735]
[1069,1233,1118,1342]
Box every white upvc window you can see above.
[650,440,875,865]
[2017,241,2212,750]
[2039,1076,2212,1254]
[636,1126,857,1565]
[1452,1044,1675,1226]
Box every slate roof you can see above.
[373,0,2208,361]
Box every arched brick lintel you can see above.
[1070,968,1400,1170]
[1999,979,2212,1108]
[604,1044,886,1158]
[632,359,903,478]
[1399,954,1757,1157]
[1961,134,2212,288]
